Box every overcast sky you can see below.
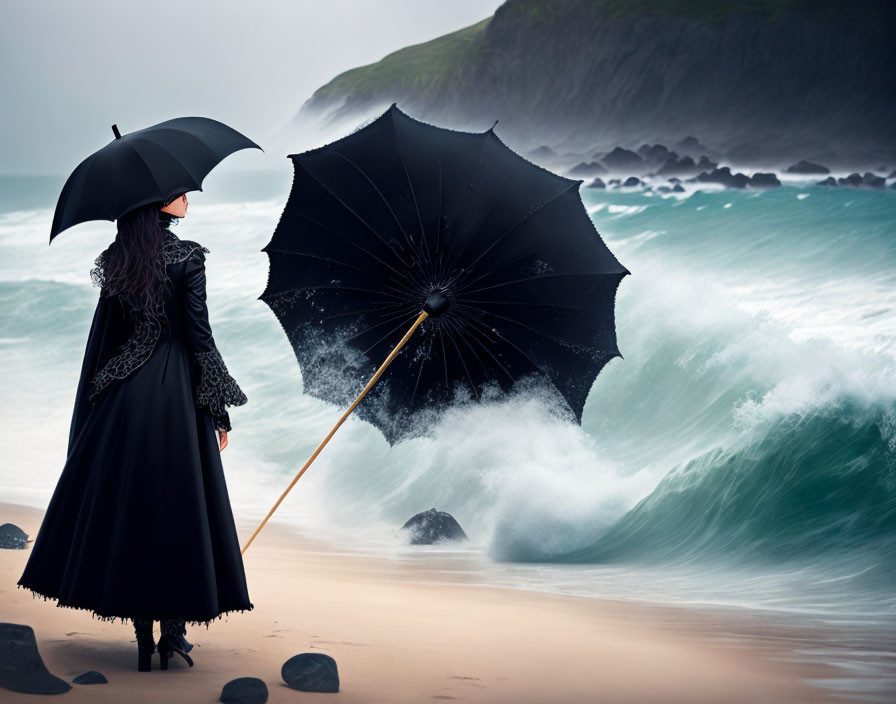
[0,1,503,174]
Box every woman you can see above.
[17,193,253,672]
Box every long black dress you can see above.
[17,217,254,627]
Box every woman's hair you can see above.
[93,202,169,312]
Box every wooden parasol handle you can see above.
[241,310,429,555]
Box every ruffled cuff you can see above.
[194,349,247,427]
[212,412,232,433]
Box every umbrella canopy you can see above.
[50,116,261,241]
[261,103,630,444]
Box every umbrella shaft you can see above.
[240,310,430,555]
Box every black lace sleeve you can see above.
[194,349,247,432]
[183,252,247,431]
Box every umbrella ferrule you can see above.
[423,290,450,316]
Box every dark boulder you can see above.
[608,178,621,186]
[568,161,607,177]
[601,147,644,170]
[861,171,886,189]
[658,155,698,176]
[528,145,557,160]
[696,167,749,189]
[817,176,838,186]
[672,184,685,192]
[221,676,269,703]
[676,136,707,154]
[786,160,830,174]
[0,623,70,694]
[72,670,107,685]
[830,171,886,189]
[748,172,781,188]
[587,177,606,189]
[401,508,468,545]
[282,653,339,693]
[622,176,641,187]
[637,143,670,164]
[696,155,718,171]
[0,524,27,549]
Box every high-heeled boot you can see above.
[132,617,155,672]
[177,623,194,653]
[158,618,193,670]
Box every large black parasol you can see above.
[50,116,261,241]
[243,104,628,553]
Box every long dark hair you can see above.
[92,203,170,312]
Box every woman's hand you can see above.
[215,429,229,452]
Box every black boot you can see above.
[177,623,194,653]
[132,618,155,672]
[158,618,193,670]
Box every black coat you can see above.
[17,225,254,626]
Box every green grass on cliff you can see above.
[313,17,491,102]
[512,0,890,24]
[310,0,889,104]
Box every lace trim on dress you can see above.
[87,231,209,401]
[194,349,248,418]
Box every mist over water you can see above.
[2,173,894,632]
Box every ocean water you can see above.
[2,170,895,696]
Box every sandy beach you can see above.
[0,501,834,703]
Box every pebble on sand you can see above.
[72,670,107,685]
[282,653,339,693]
[220,676,269,703]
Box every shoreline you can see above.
[0,501,835,703]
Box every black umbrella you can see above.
[50,116,261,241]
[242,103,629,553]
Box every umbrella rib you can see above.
[444,316,495,393]
[444,133,495,269]
[456,298,595,313]
[460,323,518,385]
[321,302,410,321]
[441,320,480,400]
[438,327,450,390]
[62,154,98,227]
[128,135,204,189]
[138,126,223,161]
[477,307,579,348]
[444,196,501,273]
[455,249,541,292]
[461,314,553,382]
[121,141,165,202]
[268,250,371,273]
[357,311,421,355]
[409,336,434,406]
[463,271,612,297]
[340,306,420,340]
[390,116,434,277]
[435,160,443,279]
[273,211,417,286]
[463,181,580,275]
[293,159,419,289]
[332,151,429,281]
[262,285,404,301]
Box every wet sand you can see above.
[0,501,829,703]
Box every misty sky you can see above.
[0,1,503,174]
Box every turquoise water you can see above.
[1,170,894,696]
